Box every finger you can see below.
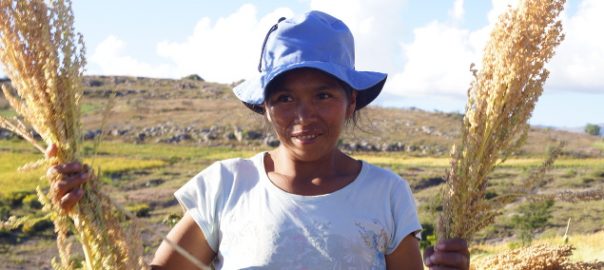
[424,246,435,266]
[55,162,86,175]
[429,251,470,269]
[436,238,469,256]
[60,188,84,211]
[47,163,82,179]
[45,144,58,159]
[53,171,90,197]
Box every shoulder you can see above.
[197,152,264,179]
[358,161,414,197]
[178,152,265,196]
[362,162,401,179]
[361,162,408,185]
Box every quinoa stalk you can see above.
[0,0,146,269]
[1,1,212,269]
[438,0,566,242]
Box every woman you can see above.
[50,10,469,269]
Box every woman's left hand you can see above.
[423,238,470,270]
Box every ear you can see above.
[346,90,357,118]
[264,103,273,123]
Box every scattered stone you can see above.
[234,127,244,142]
[0,128,15,139]
[405,145,418,152]
[383,142,405,152]
[264,136,280,147]
[145,179,165,188]
[413,177,445,190]
[182,74,204,81]
[245,130,263,140]
[83,129,102,140]
[200,130,217,142]
[421,126,435,135]
[224,132,236,141]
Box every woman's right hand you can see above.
[46,144,90,211]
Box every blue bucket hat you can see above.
[233,10,387,113]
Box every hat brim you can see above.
[233,61,387,114]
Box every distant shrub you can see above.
[22,194,42,209]
[182,74,204,81]
[584,123,601,136]
[419,222,437,249]
[88,79,104,87]
[162,213,182,227]
[0,201,9,220]
[126,203,151,217]
[485,191,498,200]
[6,191,32,207]
[22,215,53,235]
[511,199,554,246]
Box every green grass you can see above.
[355,153,604,169]
[94,141,258,160]
[0,108,16,118]
[594,140,604,151]
[80,102,103,115]
[0,152,166,196]
[0,140,258,196]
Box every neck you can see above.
[270,146,342,182]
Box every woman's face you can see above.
[264,68,356,161]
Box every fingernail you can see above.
[437,243,445,250]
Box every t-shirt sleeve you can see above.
[386,178,422,254]
[174,161,225,252]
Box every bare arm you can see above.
[151,212,216,269]
[385,234,423,270]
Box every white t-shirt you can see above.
[174,152,422,270]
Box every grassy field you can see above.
[594,140,604,151]
[0,139,602,268]
[1,145,166,196]
[472,230,604,263]
[356,153,604,169]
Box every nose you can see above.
[294,100,317,124]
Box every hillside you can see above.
[2,75,601,157]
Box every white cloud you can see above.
[89,4,294,83]
[386,1,495,97]
[310,0,408,73]
[387,0,604,98]
[388,22,488,97]
[90,35,177,78]
[546,0,604,93]
[155,4,294,83]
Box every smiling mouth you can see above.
[291,131,322,143]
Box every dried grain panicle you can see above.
[439,0,566,242]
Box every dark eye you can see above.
[275,94,293,103]
[317,92,332,99]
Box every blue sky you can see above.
[0,0,602,128]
